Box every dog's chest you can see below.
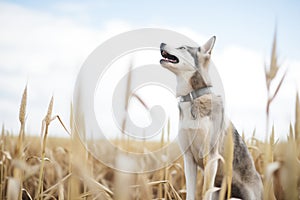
[178,102,211,167]
[178,102,208,129]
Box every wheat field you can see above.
[1,33,300,200]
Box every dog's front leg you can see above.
[184,152,197,200]
[202,154,219,200]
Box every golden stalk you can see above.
[283,141,298,199]
[218,178,227,200]
[288,122,294,141]
[295,92,300,143]
[269,125,275,163]
[265,28,286,141]
[224,125,234,199]
[13,85,27,200]
[36,96,54,200]
[16,85,27,158]
[69,103,81,200]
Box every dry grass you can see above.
[1,119,299,200]
[1,32,300,200]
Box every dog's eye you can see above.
[178,46,186,50]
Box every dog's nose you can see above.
[160,43,166,49]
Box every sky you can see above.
[0,0,299,141]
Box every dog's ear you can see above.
[202,36,216,55]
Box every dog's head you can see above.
[160,36,216,95]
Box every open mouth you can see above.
[160,50,179,64]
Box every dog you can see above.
[160,36,263,200]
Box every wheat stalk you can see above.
[264,29,287,141]
[224,125,234,199]
[295,92,300,144]
[18,85,27,145]
[36,96,54,200]
[69,102,81,200]
[12,85,28,200]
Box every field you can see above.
[1,34,300,200]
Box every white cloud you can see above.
[214,45,300,140]
[0,2,133,136]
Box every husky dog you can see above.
[160,36,263,200]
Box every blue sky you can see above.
[0,0,299,140]
[6,0,300,59]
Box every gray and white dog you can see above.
[160,36,263,200]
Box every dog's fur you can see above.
[160,36,263,200]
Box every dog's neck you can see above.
[176,71,212,97]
